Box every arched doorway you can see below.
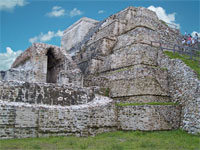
[46,48,60,83]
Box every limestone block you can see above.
[0,125,14,139]
[38,107,89,133]
[0,81,95,106]
[118,105,180,130]
[82,37,117,61]
[89,20,126,43]
[88,59,103,74]
[88,103,117,128]
[15,106,38,127]
[61,17,98,51]
[101,65,168,81]
[14,128,38,138]
[114,6,158,25]
[114,95,170,103]
[83,75,110,87]
[0,105,15,125]
[113,27,160,51]
[99,44,158,72]
[110,77,168,98]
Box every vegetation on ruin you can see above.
[0,130,199,150]
[164,51,200,79]
[116,102,179,107]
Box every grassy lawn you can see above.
[164,51,200,79]
[0,130,199,150]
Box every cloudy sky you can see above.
[0,0,199,70]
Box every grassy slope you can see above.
[164,51,200,79]
[0,130,199,150]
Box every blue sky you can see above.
[0,0,199,70]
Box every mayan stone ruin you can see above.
[0,6,199,139]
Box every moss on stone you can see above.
[100,87,110,97]
[161,67,168,71]
[104,88,110,97]
[164,51,200,79]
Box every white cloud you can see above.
[0,0,27,11]
[0,47,23,71]
[148,6,180,29]
[29,36,38,43]
[69,8,83,17]
[46,7,83,18]
[56,30,64,37]
[191,31,200,38]
[98,10,106,14]
[46,6,65,17]
[29,30,64,43]
[40,31,55,42]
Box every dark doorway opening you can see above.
[46,48,60,83]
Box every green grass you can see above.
[0,130,199,150]
[116,102,179,107]
[164,51,200,79]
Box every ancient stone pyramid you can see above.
[0,6,199,139]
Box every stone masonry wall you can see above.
[0,81,94,106]
[9,43,83,86]
[0,95,117,139]
[157,21,182,49]
[0,94,181,139]
[118,105,181,130]
[0,69,34,83]
[75,7,171,106]
[158,50,200,134]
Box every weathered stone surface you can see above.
[0,95,117,139]
[0,5,199,139]
[157,21,182,49]
[96,44,159,73]
[118,105,181,130]
[114,96,170,103]
[84,65,169,99]
[88,20,126,43]
[0,81,94,106]
[158,50,200,134]
[113,27,160,51]
[5,43,82,86]
[61,17,99,52]
[77,36,117,62]
[88,7,159,45]
[110,77,168,97]
[15,107,38,127]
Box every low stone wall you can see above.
[0,81,94,106]
[0,95,117,139]
[0,69,34,82]
[158,50,200,134]
[118,105,181,130]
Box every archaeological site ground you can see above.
[0,6,199,150]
